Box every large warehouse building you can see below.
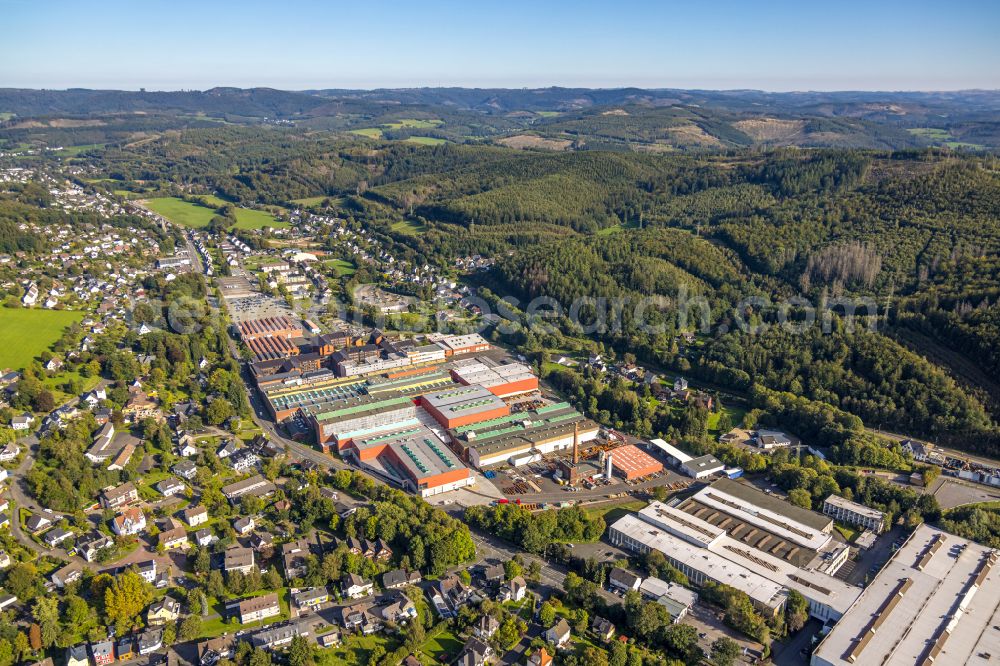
[421,385,510,429]
[304,393,419,449]
[448,402,600,469]
[449,358,539,397]
[812,524,1000,666]
[238,316,303,341]
[345,426,475,497]
[609,481,859,622]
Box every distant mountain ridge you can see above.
[1,86,998,150]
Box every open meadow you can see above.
[0,307,85,371]
[143,196,288,230]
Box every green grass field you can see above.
[596,219,642,236]
[0,307,85,371]
[54,143,106,156]
[349,127,383,138]
[390,219,427,235]
[0,112,13,121]
[144,197,287,230]
[404,136,449,146]
[585,499,648,525]
[326,258,357,276]
[383,118,443,129]
[292,195,344,207]
[535,111,562,118]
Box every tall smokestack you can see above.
[573,422,579,465]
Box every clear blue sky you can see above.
[2,0,998,91]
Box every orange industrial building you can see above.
[246,335,300,361]
[421,385,510,429]
[449,358,539,398]
[610,444,664,480]
[346,427,475,497]
[237,316,303,341]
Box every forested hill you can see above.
[2,87,1000,151]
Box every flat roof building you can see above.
[449,358,539,398]
[448,402,599,469]
[304,393,419,448]
[610,500,859,623]
[680,453,725,479]
[812,524,1000,666]
[421,385,509,430]
[822,495,887,534]
[347,426,474,497]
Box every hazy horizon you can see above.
[2,0,998,91]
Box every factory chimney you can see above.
[573,422,580,465]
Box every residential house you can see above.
[0,551,10,569]
[591,616,616,642]
[194,529,215,547]
[172,460,198,480]
[158,526,190,551]
[116,637,134,661]
[42,527,74,548]
[474,614,500,640]
[11,413,32,431]
[609,568,642,593]
[115,636,135,661]
[342,573,373,599]
[0,442,20,462]
[380,592,417,623]
[111,507,146,536]
[250,532,274,552]
[248,620,310,649]
[157,477,186,497]
[341,602,382,635]
[148,597,181,626]
[292,587,329,613]
[383,568,421,590]
[183,505,209,527]
[137,630,163,655]
[281,537,314,578]
[237,593,280,624]
[66,645,89,666]
[216,440,238,459]
[223,547,255,575]
[135,560,157,583]
[52,562,83,588]
[527,647,553,666]
[501,575,527,602]
[233,516,255,535]
[545,618,572,649]
[76,532,113,562]
[101,482,138,510]
[457,637,493,666]
[197,636,234,666]
[483,564,505,586]
[90,640,115,666]
[25,512,54,533]
[228,448,259,472]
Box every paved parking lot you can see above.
[932,476,1000,509]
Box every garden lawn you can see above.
[326,258,356,276]
[0,307,85,371]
